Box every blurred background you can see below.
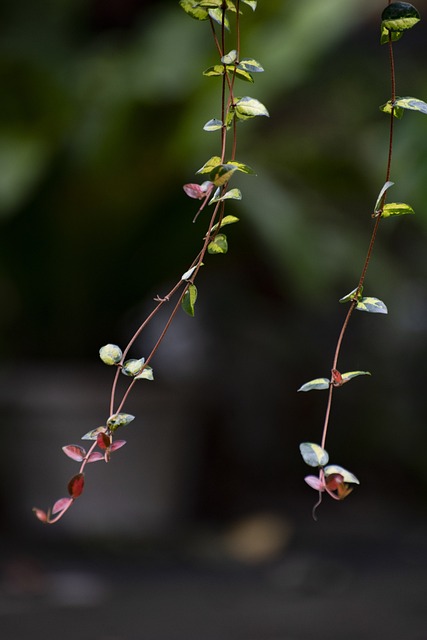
[1,0,427,638]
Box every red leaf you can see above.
[87,452,104,463]
[52,497,73,514]
[331,368,343,387]
[110,439,126,452]
[68,473,85,498]
[33,508,48,523]
[97,432,111,450]
[62,444,87,462]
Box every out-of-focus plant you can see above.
[33,0,267,524]
[298,1,424,519]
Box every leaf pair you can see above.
[380,2,420,44]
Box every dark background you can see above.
[1,1,427,638]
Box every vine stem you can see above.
[320,32,396,452]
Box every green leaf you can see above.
[226,160,256,175]
[203,64,225,78]
[182,284,198,316]
[339,287,363,304]
[221,50,237,64]
[374,181,394,213]
[381,3,420,32]
[380,25,404,44]
[237,58,264,73]
[225,108,235,128]
[211,215,239,232]
[135,365,154,381]
[380,100,404,118]
[196,156,221,175]
[234,69,254,83]
[297,377,330,392]
[356,297,388,314]
[209,163,237,187]
[203,118,223,132]
[235,96,269,120]
[394,96,427,115]
[341,371,371,383]
[299,442,329,468]
[209,187,242,204]
[208,233,228,254]
[179,0,209,21]
[381,202,415,218]
[107,413,135,431]
[324,465,360,485]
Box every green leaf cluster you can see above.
[380,2,420,44]
[179,0,257,29]
[339,287,388,314]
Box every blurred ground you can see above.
[2,497,427,640]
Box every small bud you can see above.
[99,344,122,365]
[121,358,145,377]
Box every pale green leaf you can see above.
[234,68,254,83]
[122,357,146,376]
[82,426,107,441]
[341,371,371,383]
[179,0,209,20]
[242,0,257,9]
[297,377,330,392]
[203,118,223,132]
[237,58,264,73]
[196,156,221,174]
[221,50,237,64]
[107,413,135,431]
[211,215,239,232]
[339,287,363,304]
[99,344,122,365]
[235,96,269,120]
[299,442,329,468]
[394,96,427,115]
[181,265,197,281]
[209,188,242,204]
[381,202,415,218]
[374,181,394,213]
[324,465,360,484]
[208,8,230,30]
[182,284,198,317]
[209,163,237,187]
[208,233,228,254]
[135,366,154,381]
[226,160,256,175]
[356,297,388,314]
[203,65,225,78]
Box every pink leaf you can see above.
[304,475,325,491]
[62,444,86,462]
[110,439,126,452]
[68,473,85,498]
[183,183,206,200]
[87,452,104,463]
[52,497,73,514]
[33,508,48,523]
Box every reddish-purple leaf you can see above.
[304,475,325,491]
[110,439,126,452]
[68,473,85,498]
[183,183,206,199]
[97,432,111,450]
[52,497,73,514]
[33,508,48,523]
[62,444,87,462]
[87,452,104,463]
